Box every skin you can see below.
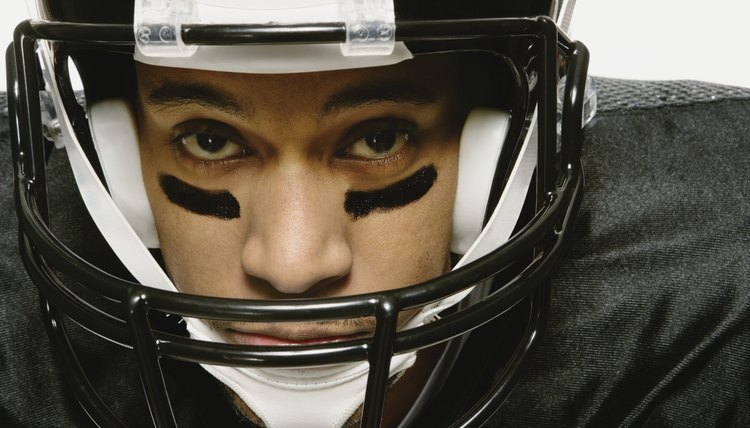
[135,54,479,426]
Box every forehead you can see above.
[134,54,464,110]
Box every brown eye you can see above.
[347,129,409,159]
[180,133,245,161]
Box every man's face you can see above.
[136,55,468,340]
[135,54,476,426]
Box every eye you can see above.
[179,132,246,161]
[345,129,410,160]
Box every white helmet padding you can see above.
[451,108,511,255]
[89,99,159,248]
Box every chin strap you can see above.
[193,321,417,427]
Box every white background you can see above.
[1,0,749,90]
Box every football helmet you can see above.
[7,0,594,426]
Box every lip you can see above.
[223,323,373,346]
[225,330,367,346]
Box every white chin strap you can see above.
[190,324,417,428]
[39,26,537,428]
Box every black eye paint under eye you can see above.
[345,165,437,220]
[159,174,240,220]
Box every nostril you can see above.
[241,236,353,295]
[245,262,350,295]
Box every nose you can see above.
[240,166,352,295]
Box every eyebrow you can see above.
[321,81,438,117]
[144,79,437,119]
[145,81,249,118]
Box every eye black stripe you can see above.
[344,165,437,220]
[159,174,240,220]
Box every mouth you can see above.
[215,309,419,347]
[222,324,372,346]
[226,331,367,346]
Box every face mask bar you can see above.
[8,16,589,428]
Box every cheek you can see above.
[140,144,247,295]
[150,194,248,295]
[349,155,458,290]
